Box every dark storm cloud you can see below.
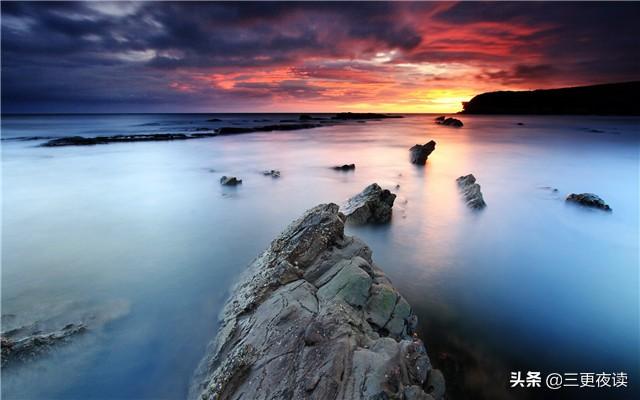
[1,1,639,112]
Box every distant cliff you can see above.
[461,81,640,115]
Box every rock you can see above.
[517,122,524,126]
[410,140,437,165]
[189,204,443,400]
[220,176,242,186]
[332,163,356,171]
[41,133,216,147]
[342,183,397,224]
[439,118,463,127]
[566,193,611,211]
[331,112,403,120]
[434,116,446,122]
[426,369,446,399]
[262,170,281,178]
[1,323,87,368]
[299,114,313,121]
[207,118,222,122]
[456,174,486,209]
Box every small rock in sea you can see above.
[220,176,242,186]
[566,193,611,211]
[539,186,559,193]
[456,174,486,209]
[395,184,401,189]
[434,116,446,122]
[332,163,356,171]
[342,183,397,224]
[517,122,525,126]
[262,170,280,178]
[409,140,436,165]
[207,118,222,122]
[439,117,463,127]
[299,114,313,121]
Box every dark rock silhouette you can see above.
[332,163,356,171]
[220,176,242,186]
[566,193,611,211]
[410,140,437,165]
[461,81,640,115]
[331,112,403,120]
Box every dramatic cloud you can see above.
[2,1,639,112]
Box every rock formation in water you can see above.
[1,323,87,367]
[410,141,437,165]
[342,183,397,224]
[566,193,611,211]
[461,81,640,115]
[331,112,403,120]
[332,164,356,171]
[456,174,486,209]
[435,117,463,127]
[220,176,242,186]
[189,203,444,400]
[262,170,281,178]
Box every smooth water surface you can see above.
[2,114,638,399]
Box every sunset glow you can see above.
[2,1,639,113]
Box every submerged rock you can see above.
[566,193,611,211]
[262,169,281,178]
[189,204,443,400]
[456,174,487,209]
[1,323,87,368]
[434,116,446,122]
[332,163,356,171]
[220,176,242,186]
[439,117,463,127]
[410,140,437,165]
[343,183,397,224]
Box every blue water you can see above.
[1,114,638,399]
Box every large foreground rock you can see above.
[456,174,486,209]
[342,183,397,224]
[566,193,611,211]
[189,204,443,400]
[410,141,437,165]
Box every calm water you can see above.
[1,114,638,399]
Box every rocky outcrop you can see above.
[342,183,397,224]
[220,176,242,186]
[410,141,437,165]
[461,81,640,115]
[456,174,486,209]
[332,163,356,171]
[189,204,443,400]
[41,133,217,147]
[566,193,612,211]
[1,323,87,367]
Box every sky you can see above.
[2,1,639,113]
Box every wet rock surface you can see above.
[220,176,242,186]
[410,140,437,165]
[342,183,397,224]
[1,323,87,368]
[456,174,487,209]
[189,204,443,400]
[566,193,611,211]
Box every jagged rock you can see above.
[332,163,356,171]
[566,193,611,211]
[439,118,463,127]
[1,323,87,368]
[189,204,443,400]
[410,140,437,165]
[262,170,280,178]
[456,174,486,209]
[342,183,396,224]
[220,176,242,186]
